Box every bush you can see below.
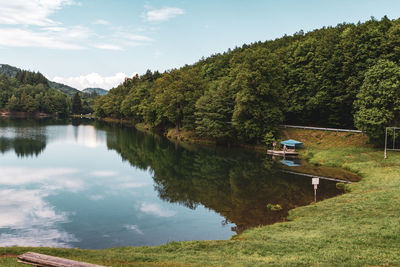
[266,203,283,211]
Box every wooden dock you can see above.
[267,150,298,156]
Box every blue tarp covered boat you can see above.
[281,139,303,148]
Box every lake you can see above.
[0,118,343,249]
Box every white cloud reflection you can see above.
[67,125,106,148]
[124,224,144,235]
[0,167,82,247]
[140,203,176,217]
[0,167,81,190]
[0,189,77,247]
[89,194,104,201]
[90,170,118,177]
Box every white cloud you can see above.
[145,7,184,22]
[0,0,89,50]
[53,72,136,90]
[0,28,86,50]
[123,33,152,42]
[94,44,123,51]
[108,32,153,48]
[140,203,176,217]
[93,19,110,25]
[0,0,77,26]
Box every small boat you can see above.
[267,150,298,156]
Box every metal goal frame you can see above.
[384,127,400,159]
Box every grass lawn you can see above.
[1,129,400,266]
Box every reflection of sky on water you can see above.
[0,125,107,148]
[47,125,107,148]
[0,123,234,248]
[0,169,79,247]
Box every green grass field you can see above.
[1,129,400,266]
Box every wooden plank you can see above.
[17,252,105,267]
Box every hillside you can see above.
[82,87,108,95]
[0,69,70,115]
[0,64,20,77]
[48,81,80,97]
[95,16,400,145]
[0,64,81,97]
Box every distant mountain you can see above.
[0,63,82,97]
[48,81,80,97]
[82,87,108,96]
[0,64,22,77]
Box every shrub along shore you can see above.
[1,128,399,266]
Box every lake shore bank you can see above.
[0,110,53,118]
[2,127,399,266]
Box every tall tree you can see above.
[354,60,400,143]
[195,77,236,143]
[72,92,83,114]
[231,47,286,143]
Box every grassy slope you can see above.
[1,129,400,266]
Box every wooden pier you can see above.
[267,150,298,156]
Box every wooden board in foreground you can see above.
[17,252,105,267]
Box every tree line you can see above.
[0,71,70,116]
[0,70,97,116]
[92,16,400,144]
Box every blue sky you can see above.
[1,0,400,90]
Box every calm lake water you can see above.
[0,118,343,249]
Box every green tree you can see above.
[153,68,204,132]
[20,91,37,113]
[7,94,20,111]
[231,48,286,143]
[72,92,83,114]
[195,77,236,143]
[354,60,400,143]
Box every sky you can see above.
[1,0,400,90]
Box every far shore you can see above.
[0,110,53,118]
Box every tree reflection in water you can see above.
[0,118,343,234]
[97,122,342,234]
[0,119,47,157]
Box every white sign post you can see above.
[312,178,319,202]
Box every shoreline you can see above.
[1,120,398,266]
[0,110,54,118]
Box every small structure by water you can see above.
[267,139,302,157]
[281,139,303,149]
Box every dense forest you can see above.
[0,67,98,116]
[95,17,400,144]
[0,70,70,116]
